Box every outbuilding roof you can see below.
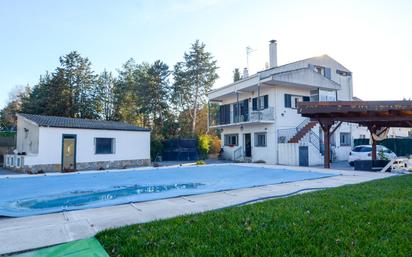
[18,113,150,132]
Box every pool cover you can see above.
[0,164,335,217]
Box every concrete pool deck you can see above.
[0,164,397,255]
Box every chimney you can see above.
[269,39,277,68]
[243,67,249,78]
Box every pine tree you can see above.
[113,59,141,124]
[57,51,98,118]
[172,40,218,135]
[136,60,172,136]
[95,70,116,120]
[233,68,241,82]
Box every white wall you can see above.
[24,127,150,166]
[308,143,323,166]
[221,123,277,164]
[278,143,299,166]
[274,86,310,128]
[274,55,353,101]
[16,116,39,154]
[387,128,411,138]
[212,54,356,164]
[352,126,411,140]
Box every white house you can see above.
[208,40,355,166]
[351,97,411,139]
[4,114,150,173]
[352,125,411,139]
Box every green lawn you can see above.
[97,175,412,256]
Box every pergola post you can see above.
[319,120,333,168]
[368,125,378,161]
[371,138,377,161]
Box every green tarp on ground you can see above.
[12,237,109,257]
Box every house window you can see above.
[285,94,310,108]
[224,134,238,146]
[336,69,351,76]
[310,89,337,102]
[219,104,231,125]
[233,99,249,123]
[252,95,269,110]
[319,89,337,102]
[340,133,351,146]
[311,64,332,79]
[315,65,325,76]
[255,132,267,147]
[95,138,115,154]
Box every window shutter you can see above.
[252,98,257,110]
[264,95,269,108]
[219,105,224,124]
[284,94,291,108]
[220,105,230,124]
[303,96,310,102]
[325,68,332,79]
[243,99,249,115]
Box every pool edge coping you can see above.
[0,163,347,180]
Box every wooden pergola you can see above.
[297,100,412,168]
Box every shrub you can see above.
[196,160,206,165]
[378,149,388,160]
[198,134,210,159]
[151,137,164,161]
[208,135,221,154]
[198,134,222,159]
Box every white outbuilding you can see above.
[4,113,151,173]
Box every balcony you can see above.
[209,107,275,128]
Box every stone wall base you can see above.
[23,159,151,173]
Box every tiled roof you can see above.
[18,113,150,132]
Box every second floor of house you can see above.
[208,55,353,129]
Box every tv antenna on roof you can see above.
[246,46,256,70]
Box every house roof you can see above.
[17,113,150,132]
[208,54,348,101]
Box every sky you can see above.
[0,0,411,108]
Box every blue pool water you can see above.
[0,164,335,217]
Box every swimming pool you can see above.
[0,164,335,217]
